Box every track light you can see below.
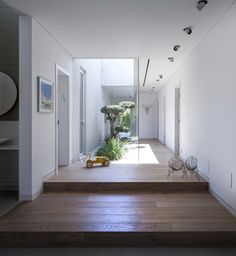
[168,57,174,62]
[173,45,180,51]
[159,75,163,79]
[196,0,208,11]
[183,27,192,35]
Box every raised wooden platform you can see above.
[0,192,235,247]
[44,180,208,192]
[44,141,208,192]
[1,141,234,247]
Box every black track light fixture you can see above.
[168,57,174,62]
[196,0,208,11]
[183,27,192,35]
[173,45,181,51]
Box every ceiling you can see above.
[3,0,234,91]
[102,86,135,99]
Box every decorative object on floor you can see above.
[185,156,200,180]
[168,157,186,177]
[38,76,53,113]
[0,72,17,116]
[85,154,110,168]
[185,156,198,171]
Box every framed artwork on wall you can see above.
[38,77,53,113]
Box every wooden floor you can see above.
[0,140,235,247]
[45,140,208,192]
[0,192,236,247]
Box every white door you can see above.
[58,75,70,166]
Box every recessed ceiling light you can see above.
[173,45,180,51]
[196,0,208,11]
[168,57,174,62]
[183,27,192,35]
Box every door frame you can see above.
[55,64,70,173]
[163,95,166,145]
[79,67,86,157]
[175,87,181,156]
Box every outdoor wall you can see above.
[101,59,134,86]
[19,16,73,200]
[158,3,236,214]
[139,92,158,139]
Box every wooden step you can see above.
[0,192,235,247]
[0,231,236,247]
[44,181,209,192]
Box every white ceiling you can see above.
[102,86,135,99]
[3,0,234,91]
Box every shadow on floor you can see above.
[0,191,19,218]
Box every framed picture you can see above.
[38,77,54,113]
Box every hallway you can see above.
[47,140,204,182]
[0,141,235,247]
[44,140,207,192]
[0,191,236,247]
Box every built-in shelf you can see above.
[0,137,11,144]
[0,145,19,151]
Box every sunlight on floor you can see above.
[112,143,159,165]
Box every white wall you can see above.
[158,3,236,213]
[101,59,134,86]
[74,59,104,153]
[139,92,158,139]
[19,17,73,200]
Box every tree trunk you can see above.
[110,120,115,138]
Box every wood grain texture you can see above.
[44,140,207,192]
[0,192,235,247]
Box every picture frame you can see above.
[38,76,54,113]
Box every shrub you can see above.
[96,137,127,160]
[100,101,135,138]
[120,109,131,131]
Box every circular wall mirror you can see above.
[0,72,17,116]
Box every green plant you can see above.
[96,137,127,160]
[101,105,124,138]
[120,109,131,131]
[101,101,135,138]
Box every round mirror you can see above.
[0,72,17,116]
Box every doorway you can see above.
[175,87,180,156]
[55,65,70,169]
[80,68,86,156]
